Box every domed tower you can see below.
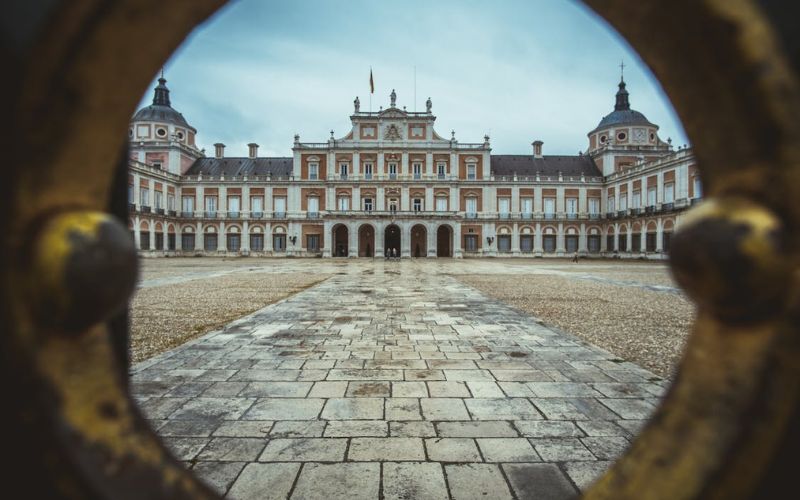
[587,74,670,176]
[129,76,202,175]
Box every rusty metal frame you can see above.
[0,0,798,498]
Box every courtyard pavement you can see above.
[132,261,666,499]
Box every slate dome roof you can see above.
[132,77,195,131]
[591,79,656,132]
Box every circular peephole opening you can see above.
[127,0,699,497]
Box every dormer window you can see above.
[151,161,162,170]
[617,131,627,141]
[599,135,607,143]
[176,131,184,141]
[156,127,167,138]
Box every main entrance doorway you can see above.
[411,224,427,257]
[384,224,401,258]
[437,225,453,257]
[358,224,374,257]
[333,224,348,257]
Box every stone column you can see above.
[511,222,520,256]
[218,222,226,252]
[656,218,664,253]
[453,221,463,258]
[323,220,333,257]
[133,216,141,250]
[579,223,587,253]
[149,219,155,251]
[427,222,437,257]
[556,222,565,255]
[534,222,543,255]
[265,222,273,252]
[349,221,358,258]
[375,220,385,257]
[401,221,411,258]
[195,222,202,251]
[242,220,250,254]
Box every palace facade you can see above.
[128,76,701,258]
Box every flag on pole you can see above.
[369,68,374,94]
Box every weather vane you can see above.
[620,59,626,81]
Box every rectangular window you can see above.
[154,191,163,210]
[566,235,579,253]
[251,234,264,251]
[498,235,511,253]
[363,198,373,212]
[544,198,555,216]
[309,163,318,180]
[521,198,533,216]
[182,196,194,214]
[181,233,194,250]
[307,197,319,215]
[693,177,702,198]
[128,185,134,204]
[363,162,373,179]
[251,196,263,216]
[543,235,556,253]
[154,233,163,251]
[274,197,286,216]
[338,197,350,211]
[664,182,675,203]
[465,197,477,216]
[205,196,217,212]
[140,232,150,250]
[646,232,657,252]
[520,235,533,253]
[388,162,398,179]
[588,235,601,253]
[566,197,578,215]
[307,234,320,252]
[647,187,657,207]
[339,162,348,179]
[632,190,641,209]
[412,163,422,179]
[620,195,628,211]
[437,163,446,179]
[498,198,510,217]
[167,193,175,211]
[436,197,447,212]
[467,164,476,180]
[388,199,398,213]
[151,161,162,170]
[589,198,600,214]
[228,196,240,216]
[607,196,615,212]
[413,198,422,212]
[140,188,150,208]
[227,234,241,252]
[464,234,478,252]
[203,233,217,252]
[273,234,286,252]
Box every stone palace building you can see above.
[127,76,701,258]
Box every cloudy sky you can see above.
[139,0,688,157]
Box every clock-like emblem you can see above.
[385,124,402,141]
[633,128,646,142]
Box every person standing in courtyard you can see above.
[572,251,579,263]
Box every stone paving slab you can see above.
[132,262,667,498]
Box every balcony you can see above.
[662,202,674,212]
[228,211,240,218]
[631,208,643,216]
[273,211,287,218]
[566,213,578,220]
[606,212,617,220]
[339,174,348,180]
[129,203,136,212]
[180,211,193,218]
[589,213,602,220]
[307,212,320,219]
[691,197,702,206]
[543,213,556,220]
[520,213,533,220]
[364,173,373,180]
[413,173,422,180]
[155,208,165,215]
[141,206,151,214]
[617,210,627,218]
[498,213,510,220]
[204,211,217,218]
[645,206,656,215]
[437,173,446,180]
[251,211,263,219]
[465,212,478,219]
[389,173,397,180]
[168,210,177,217]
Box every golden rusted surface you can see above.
[1,0,799,498]
[581,0,800,499]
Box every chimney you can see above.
[248,143,259,158]
[532,140,544,159]
[214,143,225,158]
